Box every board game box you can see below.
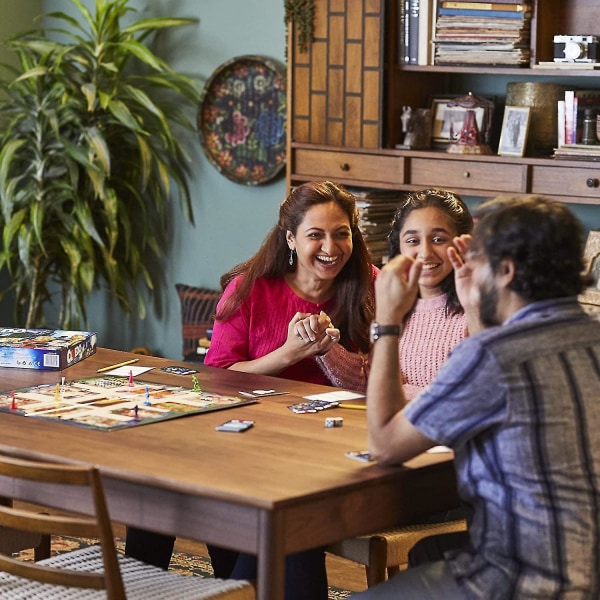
[0,376,256,431]
[0,328,97,370]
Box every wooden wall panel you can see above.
[290,0,384,149]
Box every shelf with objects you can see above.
[286,0,600,205]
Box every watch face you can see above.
[370,322,400,343]
[369,322,378,344]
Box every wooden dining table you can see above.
[0,347,458,599]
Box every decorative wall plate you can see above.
[197,55,287,185]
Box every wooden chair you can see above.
[0,496,51,561]
[0,453,254,599]
[328,519,467,587]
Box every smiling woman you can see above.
[125,180,377,600]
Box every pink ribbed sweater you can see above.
[317,293,467,398]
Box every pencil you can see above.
[97,358,139,373]
[338,402,367,411]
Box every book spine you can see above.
[404,0,411,63]
[408,0,419,65]
[398,0,406,63]
[564,90,575,145]
[440,1,526,9]
[437,7,526,17]
[557,100,565,147]
[418,0,432,65]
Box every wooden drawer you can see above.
[293,149,403,186]
[410,158,527,193]
[531,165,600,200]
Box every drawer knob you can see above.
[340,163,350,172]
[463,171,471,178]
[586,178,599,188]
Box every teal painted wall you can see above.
[38,0,288,360]
[3,1,598,360]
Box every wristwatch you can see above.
[369,322,402,343]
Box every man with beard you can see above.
[356,195,600,599]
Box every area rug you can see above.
[15,536,354,598]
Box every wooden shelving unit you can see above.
[287,0,600,205]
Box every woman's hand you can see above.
[286,311,340,358]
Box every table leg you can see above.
[257,510,285,600]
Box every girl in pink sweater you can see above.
[318,189,474,398]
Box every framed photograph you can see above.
[430,96,492,147]
[579,230,600,307]
[498,106,531,157]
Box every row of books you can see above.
[349,189,405,266]
[554,89,600,161]
[399,0,531,67]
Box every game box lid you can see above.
[0,328,97,370]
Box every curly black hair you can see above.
[472,195,588,301]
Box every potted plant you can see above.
[0,0,200,329]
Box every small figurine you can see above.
[191,375,201,392]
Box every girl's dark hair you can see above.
[388,188,474,315]
[217,181,375,353]
[473,195,588,300]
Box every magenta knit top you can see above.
[205,275,341,385]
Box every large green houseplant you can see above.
[0,0,200,329]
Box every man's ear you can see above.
[497,258,516,288]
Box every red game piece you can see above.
[10,391,16,410]
[128,369,134,386]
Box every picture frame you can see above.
[579,229,600,308]
[498,106,531,157]
[430,95,493,148]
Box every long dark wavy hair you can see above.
[388,188,474,316]
[473,195,589,300]
[216,181,375,353]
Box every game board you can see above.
[0,376,256,431]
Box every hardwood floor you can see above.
[173,536,369,594]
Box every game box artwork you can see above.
[0,328,97,370]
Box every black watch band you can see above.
[370,322,402,343]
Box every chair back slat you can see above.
[0,452,126,600]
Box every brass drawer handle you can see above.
[586,178,599,188]
[463,171,471,178]
[340,163,350,172]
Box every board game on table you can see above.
[0,375,256,431]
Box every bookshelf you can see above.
[287,0,600,205]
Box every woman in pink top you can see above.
[205,180,377,385]
[208,181,379,600]
[126,182,377,600]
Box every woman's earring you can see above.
[289,249,295,266]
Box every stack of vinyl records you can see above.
[349,188,405,266]
[433,1,532,66]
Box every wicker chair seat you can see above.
[328,519,467,587]
[0,545,254,599]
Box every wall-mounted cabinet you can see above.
[287,0,600,204]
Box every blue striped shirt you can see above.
[405,298,600,598]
